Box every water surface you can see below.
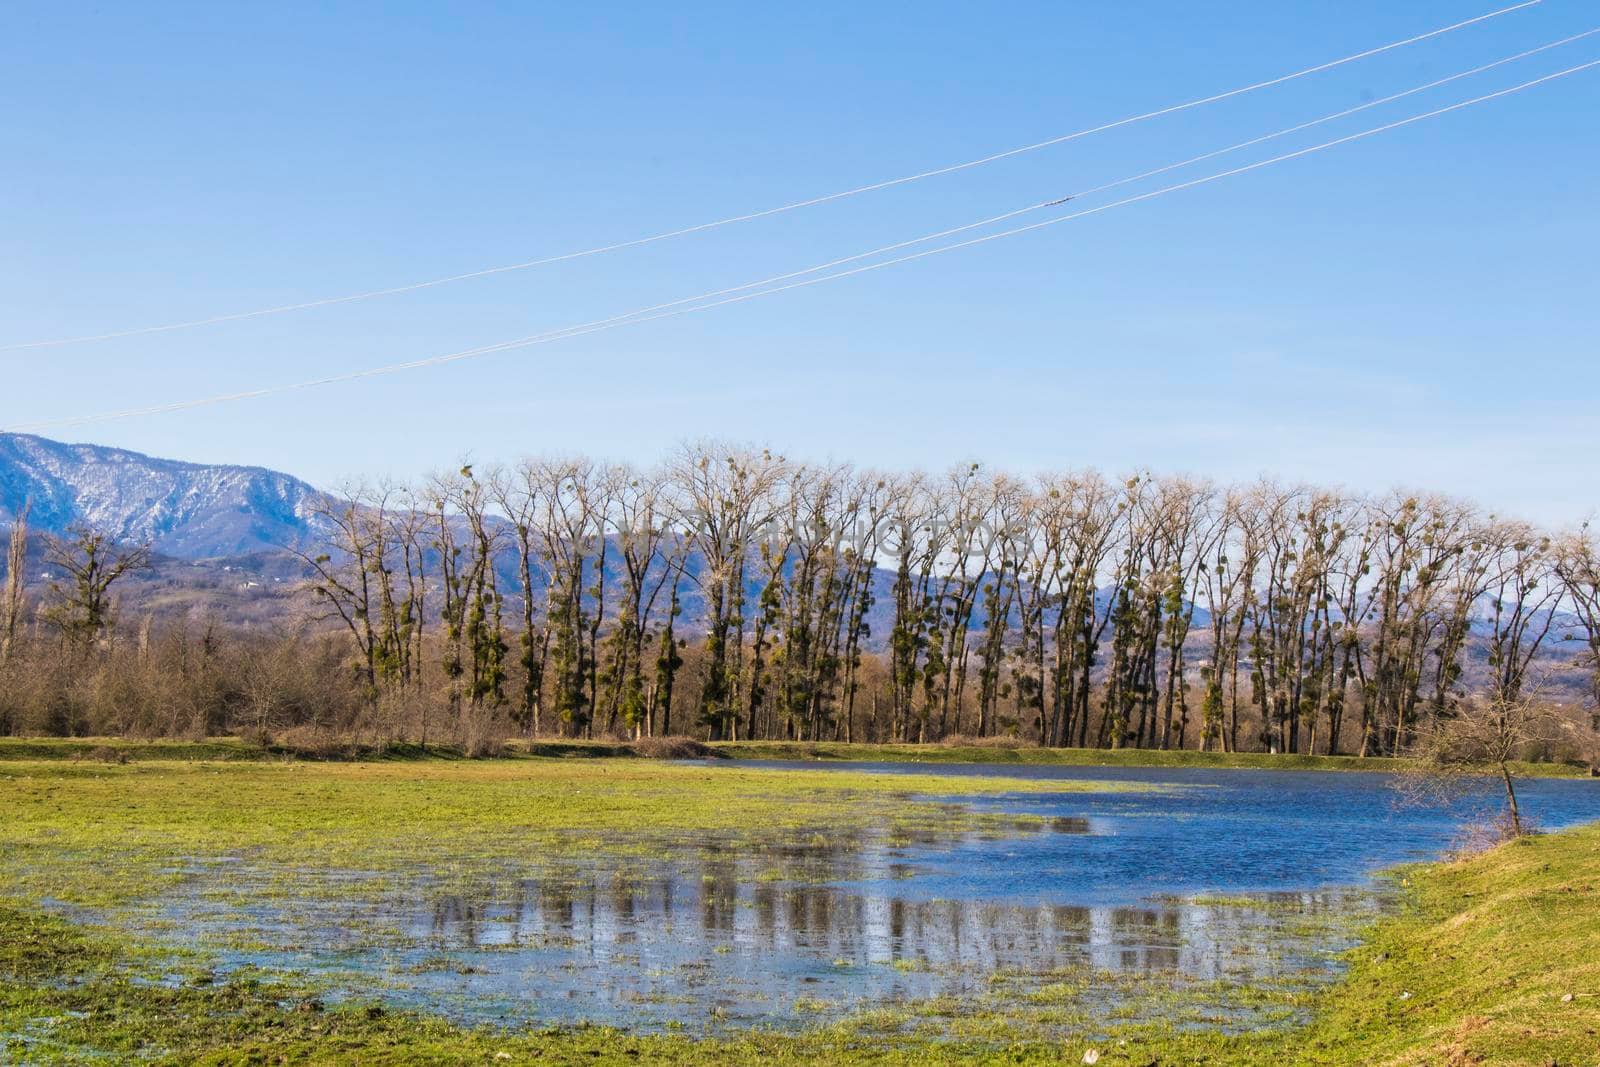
[726,761,1600,905]
[78,762,1600,1033]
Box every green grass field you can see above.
[0,755,1595,1064]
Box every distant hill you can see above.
[0,433,329,558]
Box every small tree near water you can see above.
[1399,695,1573,839]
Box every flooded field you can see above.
[30,760,1600,1036]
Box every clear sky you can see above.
[2,2,1596,524]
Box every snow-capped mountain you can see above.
[0,433,329,558]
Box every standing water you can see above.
[87,763,1600,1033]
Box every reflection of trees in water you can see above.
[136,828,1375,1031]
[420,831,1360,985]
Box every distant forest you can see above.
[3,443,1599,761]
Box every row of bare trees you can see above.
[285,444,1600,757]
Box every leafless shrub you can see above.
[241,726,274,749]
[630,735,713,760]
[462,721,508,759]
[1445,809,1539,860]
[938,733,1022,750]
[271,724,353,760]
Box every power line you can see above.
[657,60,1600,324]
[374,26,1597,346]
[0,0,1541,353]
[10,56,1593,433]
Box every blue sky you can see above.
[2,2,1596,524]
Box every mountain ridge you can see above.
[0,433,329,558]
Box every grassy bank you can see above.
[3,809,1595,1064]
[711,739,1595,779]
[4,735,1590,777]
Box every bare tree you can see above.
[885,473,948,743]
[1402,693,1571,837]
[1476,523,1561,706]
[43,525,151,651]
[526,458,602,737]
[1555,529,1600,730]
[299,487,387,703]
[1051,472,1124,749]
[671,443,785,741]
[832,470,890,743]
[1,503,27,664]
[604,465,673,738]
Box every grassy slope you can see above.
[1275,823,1600,1065]
[3,819,1596,1064]
[3,736,1589,777]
